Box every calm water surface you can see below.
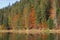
[0,32,59,40]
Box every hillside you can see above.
[0,0,60,30]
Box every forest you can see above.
[0,0,60,30]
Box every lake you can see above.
[0,32,59,40]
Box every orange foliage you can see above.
[10,14,19,29]
[12,14,19,22]
[38,22,47,29]
[49,8,55,19]
[28,7,36,29]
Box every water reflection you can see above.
[0,32,59,40]
[0,32,9,40]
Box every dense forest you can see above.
[0,0,60,30]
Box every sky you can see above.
[0,0,20,9]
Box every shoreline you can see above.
[0,29,60,34]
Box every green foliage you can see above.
[35,0,48,24]
[57,8,60,16]
[47,18,55,29]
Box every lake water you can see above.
[0,32,59,40]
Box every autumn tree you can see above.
[47,0,57,29]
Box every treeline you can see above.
[0,0,60,30]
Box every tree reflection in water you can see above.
[0,32,59,40]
